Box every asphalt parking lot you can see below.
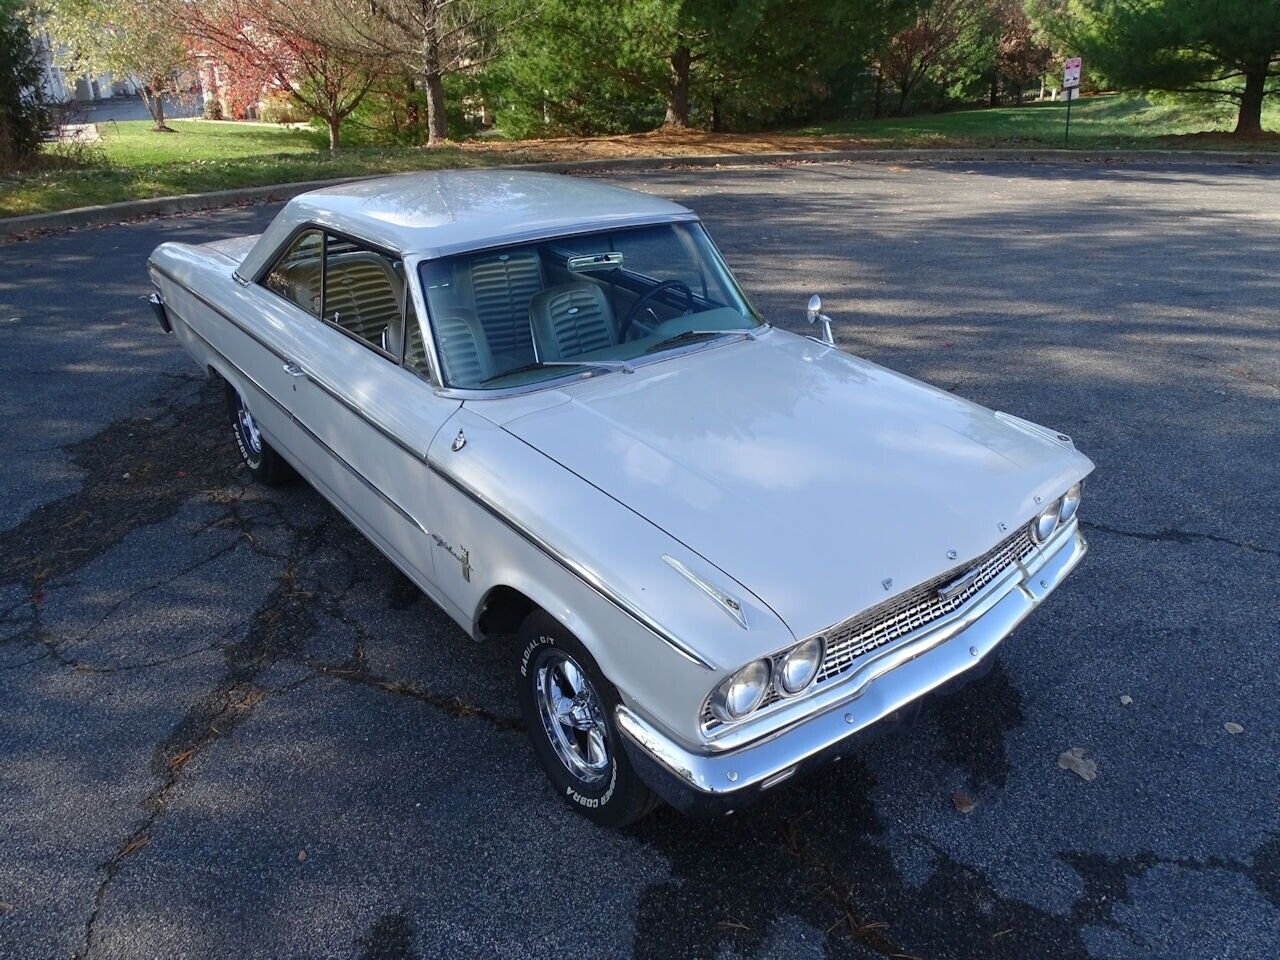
[1,160,1277,960]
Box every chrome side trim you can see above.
[151,260,430,462]
[428,462,717,671]
[617,525,1089,796]
[150,261,288,363]
[304,371,429,461]
[174,311,430,537]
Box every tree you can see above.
[490,0,880,135]
[995,1,1052,102]
[1040,0,1279,135]
[875,0,990,114]
[0,0,54,167]
[292,0,520,146]
[44,0,192,131]
[182,0,381,149]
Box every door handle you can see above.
[282,359,306,378]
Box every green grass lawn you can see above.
[796,93,1280,148]
[2,95,1276,219]
[0,119,517,219]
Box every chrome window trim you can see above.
[412,220,767,398]
[427,462,717,672]
[428,325,774,401]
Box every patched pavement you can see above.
[1,161,1277,959]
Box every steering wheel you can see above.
[620,280,694,339]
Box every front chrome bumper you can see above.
[616,521,1088,816]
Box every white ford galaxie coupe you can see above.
[148,170,1092,825]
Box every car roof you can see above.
[237,170,696,279]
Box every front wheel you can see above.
[516,611,660,827]
[224,381,294,485]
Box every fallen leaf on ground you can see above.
[952,792,976,814]
[1224,722,1244,735]
[0,901,12,913]
[297,850,308,862]
[1120,695,1133,706]
[1057,747,1098,781]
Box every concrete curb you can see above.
[4,146,1278,239]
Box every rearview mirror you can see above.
[805,294,835,346]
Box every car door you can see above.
[281,231,461,603]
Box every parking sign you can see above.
[1063,57,1082,90]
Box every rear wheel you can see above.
[516,610,660,827]
[224,381,294,485]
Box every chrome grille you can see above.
[700,527,1035,730]
[815,528,1034,684]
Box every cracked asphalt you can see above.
[1,160,1277,960]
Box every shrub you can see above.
[0,0,55,169]
[257,91,308,125]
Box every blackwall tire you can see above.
[516,610,661,827]
[224,381,294,486]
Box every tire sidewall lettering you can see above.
[565,763,617,809]
[519,634,556,678]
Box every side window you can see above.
[322,235,405,354]
[262,230,323,316]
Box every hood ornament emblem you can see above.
[881,578,893,591]
[451,429,467,452]
[946,550,959,560]
[663,556,748,630]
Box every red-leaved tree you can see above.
[181,0,380,148]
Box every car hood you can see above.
[500,331,1093,641]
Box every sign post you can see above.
[1063,57,1082,146]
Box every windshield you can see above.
[417,221,761,389]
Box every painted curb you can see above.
[3,146,1277,239]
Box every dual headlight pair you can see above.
[708,635,826,723]
[1031,480,1083,544]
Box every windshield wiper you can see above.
[480,358,634,385]
[644,328,761,355]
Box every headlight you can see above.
[709,659,771,722]
[777,636,825,696]
[1031,498,1062,543]
[1059,481,1082,523]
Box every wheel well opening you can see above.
[476,585,537,638]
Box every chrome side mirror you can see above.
[806,294,835,346]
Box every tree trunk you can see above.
[424,72,447,144]
[1234,68,1266,135]
[326,115,341,150]
[989,73,999,108]
[143,86,170,132]
[422,4,448,146]
[897,83,910,116]
[665,45,691,127]
[873,74,883,118]
[710,91,723,132]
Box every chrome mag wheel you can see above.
[535,651,610,785]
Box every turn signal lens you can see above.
[778,637,825,695]
[710,659,772,722]
[1059,482,1083,523]
[1031,498,1062,544]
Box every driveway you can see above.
[1,160,1277,960]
